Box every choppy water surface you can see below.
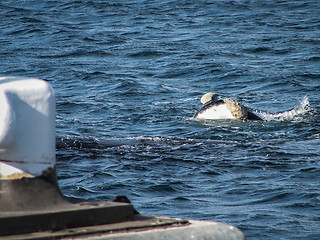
[1,1,320,239]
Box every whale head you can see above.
[194,92,263,121]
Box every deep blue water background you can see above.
[1,1,320,239]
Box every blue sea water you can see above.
[1,1,320,239]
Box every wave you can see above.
[56,135,200,150]
[256,96,314,122]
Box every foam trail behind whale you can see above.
[256,96,313,122]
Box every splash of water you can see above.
[257,96,313,122]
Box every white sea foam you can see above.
[257,96,313,122]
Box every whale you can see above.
[194,92,263,121]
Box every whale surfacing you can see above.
[194,92,263,121]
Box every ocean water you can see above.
[1,1,320,239]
